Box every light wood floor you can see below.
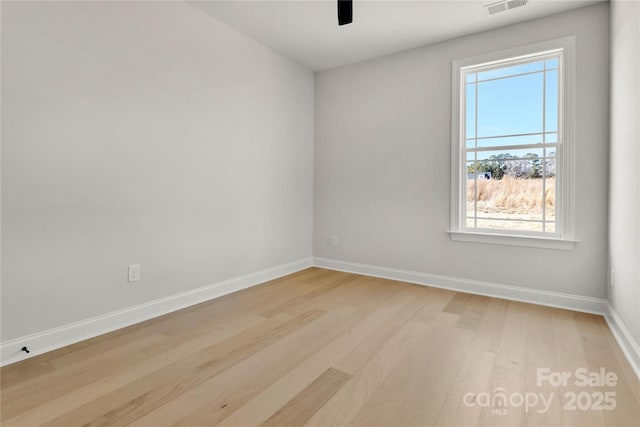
[1,268,639,426]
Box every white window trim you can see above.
[449,37,577,251]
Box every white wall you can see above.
[314,4,609,298]
[1,1,314,341]
[609,0,640,343]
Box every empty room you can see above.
[1,0,639,426]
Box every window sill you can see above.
[448,231,577,251]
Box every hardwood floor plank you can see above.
[261,368,352,427]
[409,286,457,325]
[297,275,399,314]
[474,297,510,354]
[0,359,56,390]
[478,300,529,426]
[258,273,360,318]
[450,294,492,333]
[523,305,563,426]
[332,285,438,374]
[493,301,529,373]
[574,312,640,426]
[443,292,474,315]
[349,314,471,426]
[435,350,496,426]
[552,308,606,426]
[434,296,509,426]
[304,314,459,427]
[397,323,474,426]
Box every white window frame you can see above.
[448,37,577,250]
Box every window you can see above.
[449,38,576,250]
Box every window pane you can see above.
[474,147,545,161]
[466,72,476,83]
[476,218,544,232]
[477,60,544,82]
[545,58,558,69]
[545,69,559,132]
[476,133,543,148]
[466,83,476,142]
[477,73,544,137]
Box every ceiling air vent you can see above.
[485,0,527,15]
[507,0,528,10]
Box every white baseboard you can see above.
[313,257,608,315]
[604,302,640,380]
[314,256,640,380]
[0,257,313,367]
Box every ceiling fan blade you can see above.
[338,0,353,26]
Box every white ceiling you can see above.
[191,0,603,71]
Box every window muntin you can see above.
[461,51,563,237]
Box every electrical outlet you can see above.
[610,269,615,288]
[128,264,141,283]
[331,235,339,247]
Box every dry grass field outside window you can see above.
[466,177,556,232]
